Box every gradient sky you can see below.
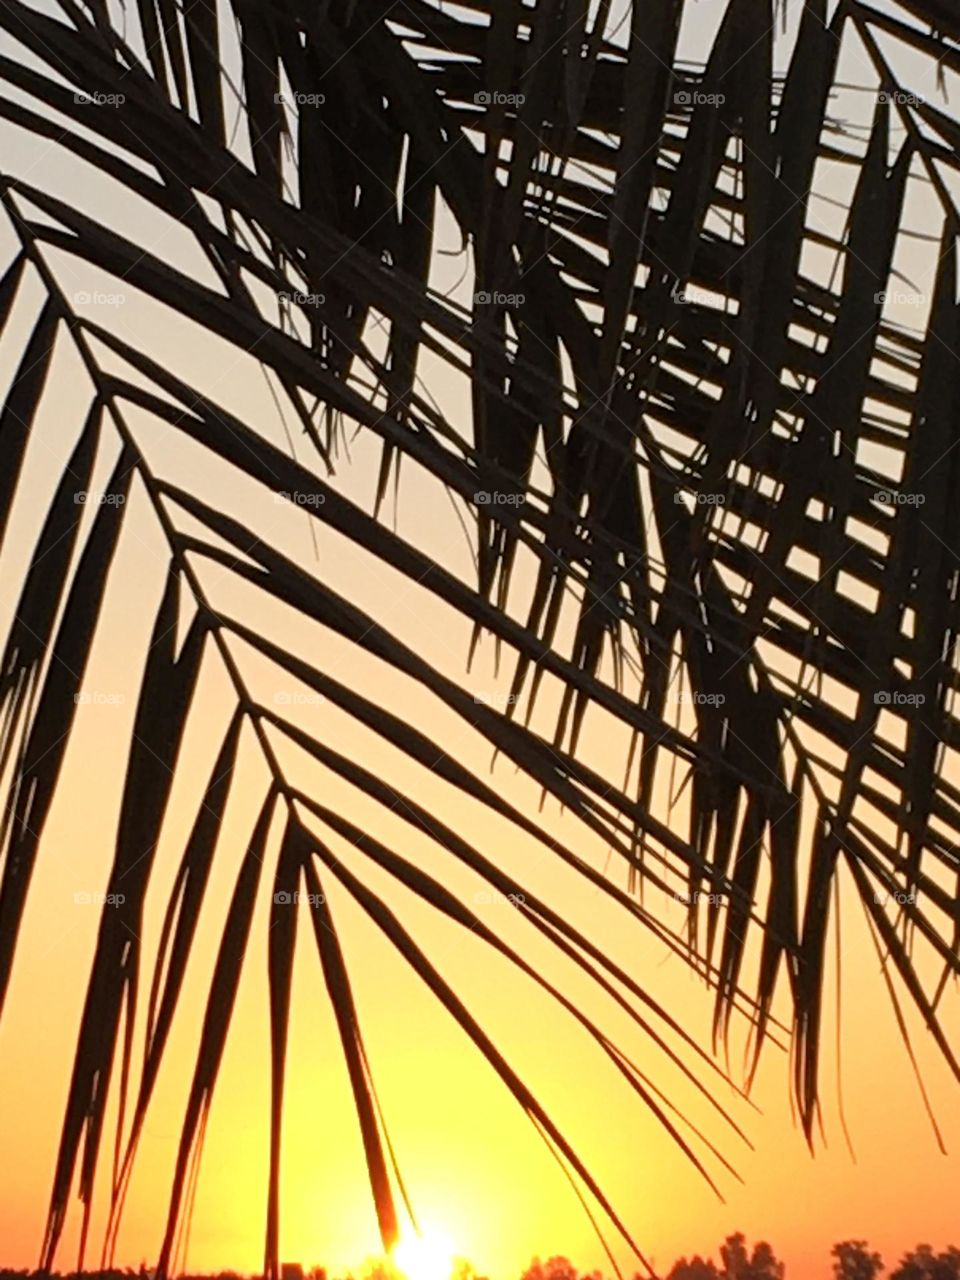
[1,2,959,1278]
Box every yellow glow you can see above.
[392,1230,455,1280]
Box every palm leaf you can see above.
[1,0,959,1270]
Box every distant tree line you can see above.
[1,1239,958,1280]
[518,1236,960,1280]
[830,1243,960,1280]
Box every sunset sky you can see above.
[0,623,959,1280]
[1,1,959,1278]
[0,357,957,1275]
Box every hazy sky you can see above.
[0,2,959,1278]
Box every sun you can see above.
[392,1230,455,1280]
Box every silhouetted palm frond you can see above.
[0,0,959,1274]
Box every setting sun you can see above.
[392,1232,456,1280]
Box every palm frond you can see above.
[0,0,959,1272]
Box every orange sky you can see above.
[0,446,958,1278]
[1,4,960,1277]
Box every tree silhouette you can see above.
[832,1241,884,1280]
[521,1258,602,1280]
[665,1233,784,1280]
[665,1256,721,1280]
[719,1235,784,1280]
[891,1248,960,1280]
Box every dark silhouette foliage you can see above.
[832,1242,884,1280]
[890,1249,960,1280]
[0,0,959,1276]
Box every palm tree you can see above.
[0,0,958,1275]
